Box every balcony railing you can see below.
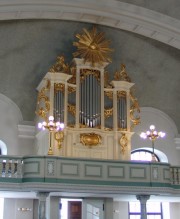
[0,155,180,194]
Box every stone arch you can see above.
[0,1,179,49]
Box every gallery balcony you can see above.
[0,155,179,196]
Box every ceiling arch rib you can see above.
[0,1,180,49]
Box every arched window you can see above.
[131,148,168,163]
[131,149,159,162]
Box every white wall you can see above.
[113,201,128,219]
[132,107,180,165]
[0,93,35,156]
[4,198,34,219]
[169,203,180,219]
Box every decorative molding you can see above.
[0,1,180,49]
[85,164,102,177]
[174,137,180,150]
[130,167,146,179]
[108,166,125,178]
[24,161,40,175]
[18,124,35,139]
[61,163,79,176]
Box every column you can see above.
[136,195,150,219]
[46,196,60,219]
[37,192,49,219]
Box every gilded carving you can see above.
[104,108,113,119]
[80,69,100,82]
[80,133,102,147]
[49,55,69,73]
[54,83,65,93]
[117,91,126,99]
[119,133,128,154]
[67,103,76,117]
[104,90,113,99]
[68,86,76,94]
[67,66,76,84]
[114,64,131,82]
[54,131,64,149]
[36,79,50,120]
[130,91,140,130]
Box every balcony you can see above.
[0,156,180,196]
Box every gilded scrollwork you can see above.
[36,79,50,120]
[80,133,102,147]
[68,86,76,94]
[54,131,64,149]
[119,133,128,154]
[117,91,126,99]
[54,83,65,93]
[80,69,100,83]
[130,91,140,130]
[49,55,70,73]
[67,103,76,117]
[104,90,113,99]
[114,64,131,82]
[68,66,76,84]
[104,108,113,119]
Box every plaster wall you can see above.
[3,198,33,219]
[113,201,128,219]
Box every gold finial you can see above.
[49,55,69,73]
[114,64,131,82]
[73,27,113,66]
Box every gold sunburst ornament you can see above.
[73,27,113,66]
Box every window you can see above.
[131,149,159,162]
[129,202,163,219]
[130,150,170,219]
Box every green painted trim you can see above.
[24,161,40,175]
[61,163,79,176]
[0,178,22,183]
[22,178,44,182]
[171,184,180,189]
[85,164,102,177]
[108,166,125,178]
[51,178,152,186]
[0,177,174,189]
[130,167,147,179]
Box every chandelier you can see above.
[140,125,165,161]
[38,116,64,155]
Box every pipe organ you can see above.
[36,27,140,160]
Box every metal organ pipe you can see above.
[79,70,101,128]
[118,94,127,129]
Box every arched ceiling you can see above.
[0,1,180,132]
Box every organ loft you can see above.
[35,27,140,160]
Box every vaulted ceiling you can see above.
[0,0,180,132]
